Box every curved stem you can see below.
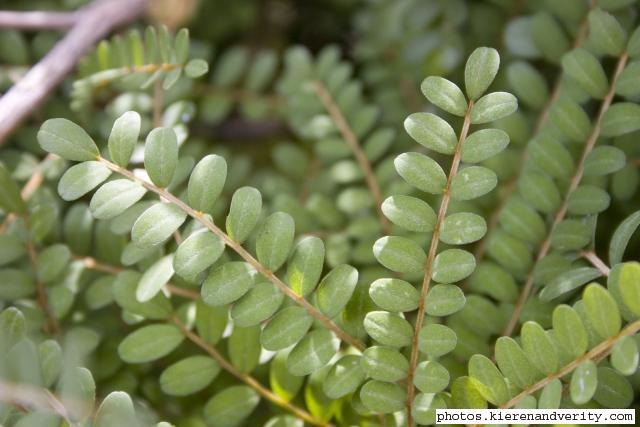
[406,100,474,426]
[172,316,330,427]
[501,319,640,409]
[581,250,610,276]
[97,157,366,351]
[312,81,391,235]
[502,51,629,338]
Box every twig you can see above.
[0,0,148,144]
[97,156,366,351]
[0,10,78,30]
[405,100,474,427]
[0,380,76,426]
[312,81,391,235]
[172,316,329,426]
[500,319,640,409]
[502,51,629,338]
[581,251,611,276]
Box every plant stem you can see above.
[405,100,474,427]
[172,316,330,427]
[500,319,640,409]
[0,380,77,426]
[502,51,629,338]
[97,156,366,351]
[581,250,611,276]
[312,81,391,235]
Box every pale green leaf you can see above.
[90,179,146,219]
[256,212,295,271]
[57,161,111,201]
[404,112,457,154]
[144,127,178,188]
[38,118,99,161]
[465,47,500,100]
[108,111,140,167]
[188,154,226,214]
[118,324,184,363]
[131,203,186,248]
[373,236,426,274]
[226,186,262,244]
[201,262,256,306]
[421,76,467,116]
[160,356,219,396]
[394,152,447,194]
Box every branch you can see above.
[0,380,76,426]
[312,81,391,235]
[172,316,330,427]
[502,51,629,337]
[405,99,474,427]
[581,251,611,276]
[0,10,78,30]
[0,0,148,144]
[97,156,366,351]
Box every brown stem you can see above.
[581,251,610,276]
[0,380,77,426]
[96,156,366,351]
[24,216,59,335]
[405,100,474,427]
[500,319,640,409]
[172,316,330,426]
[502,52,629,338]
[0,10,78,30]
[0,0,148,144]
[312,81,391,235]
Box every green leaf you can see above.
[629,26,640,58]
[499,197,546,245]
[90,179,146,219]
[583,283,621,337]
[552,304,588,358]
[404,112,457,154]
[450,166,497,201]
[588,8,627,56]
[369,278,420,312]
[461,129,510,163]
[37,244,70,283]
[131,203,186,248]
[561,48,608,98]
[38,118,99,161]
[94,392,137,427]
[226,186,262,244]
[507,61,549,109]
[425,284,466,316]
[195,300,227,345]
[38,340,62,387]
[432,249,475,283]
[451,376,487,409]
[57,161,111,201]
[323,355,366,399]
[144,127,178,188]
[568,185,611,215]
[204,386,259,427]
[465,47,500,100]
[201,262,256,306]
[414,360,449,393]
[0,307,26,349]
[495,336,541,389]
[108,111,140,167]
[382,195,436,232]
[538,378,562,409]
[441,212,486,245]
[185,58,209,78]
[113,270,172,320]
[549,97,591,142]
[136,254,174,302]
[286,236,325,297]
[287,329,338,376]
[174,229,224,280]
[363,311,413,348]
[519,171,561,214]
[470,92,518,124]
[521,321,558,374]
[0,165,25,214]
[601,102,640,136]
[394,152,447,194]
[261,306,313,351]
[528,135,574,180]
[118,324,184,363]
[412,393,447,425]
[531,11,570,64]
[360,380,406,414]
[570,360,597,405]
[610,336,639,375]
[256,212,295,271]
[418,323,457,358]
[174,28,189,63]
[584,146,626,176]
[619,262,640,315]
[616,61,640,98]
[540,267,601,301]
[316,264,358,318]
[361,346,409,382]
[231,282,283,327]
[229,325,261,373]
[160,356,219,396]
[550,219,591,251]
[594,367,634,408]
[188,154,226,214]
[421,76,467,116]
[373,236,426,274]
[468,354,509,405]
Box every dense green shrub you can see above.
[1,1,640,426]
